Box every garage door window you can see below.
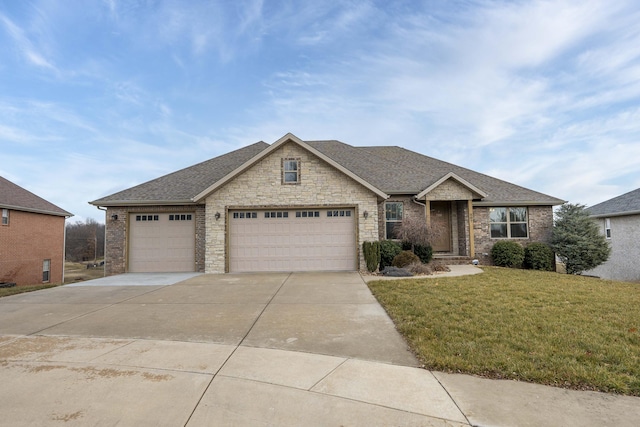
[264,211,288,218]
[169,214,192,221]
[136,215,159,221]
[296,211,320,218]
[328,210,351,217]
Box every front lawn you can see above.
[368,267,640,396]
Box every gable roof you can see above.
[587,188,640,218]
[192,133,388,201]
[0,176,72,217]
[91,133,564,207]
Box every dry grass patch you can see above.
[368,267,640,395]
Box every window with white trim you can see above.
[490,207,528,238]
[43,259,51,283]
[604,218,611,239]
[1,209,8,225]
[282,158,300,184]
[385,202,403,240]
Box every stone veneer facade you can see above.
[104,205,205,276]
[205,142,379,273]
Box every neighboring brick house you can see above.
[91,133,564,275]
[0,176,72,285]
[585,188,640,282]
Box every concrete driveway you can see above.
[1,271,639,426]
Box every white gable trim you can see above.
[416,172,488,200]
[193,132,388,202]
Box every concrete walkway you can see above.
[0,271,638,426]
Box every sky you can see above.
[1,0,639,223]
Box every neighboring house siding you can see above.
[586,215,640,282]
[104,205,205,276]
[0,210,65,285]
[205,142,379,273]
[474,205,554,265]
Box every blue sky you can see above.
[1,0,639,223]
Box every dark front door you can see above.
[430,201,452,252]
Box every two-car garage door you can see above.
[229,208,356,273]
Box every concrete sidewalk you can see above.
[0,271,638,426]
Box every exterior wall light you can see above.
[363,210,369,219]
[215,212,221,220]
[111,214,118,221]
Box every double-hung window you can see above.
[385,202,403,240]
[490,207,528,238]
[282,158,300,184]
[43,259,51,283]
[604,218,611,239]
[1,209,8,225]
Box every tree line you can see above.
[66,218,105,262]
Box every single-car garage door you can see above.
[129,213,195,272]
[229,208,356,272]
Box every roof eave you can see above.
[589,209,640,218]
[0,203,72,217]
[89,199,197,207]
[473,200,565,207]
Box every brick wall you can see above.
[104,205,205,276]
[206,141,379,273]
[377,196,424,241]
[473,205,554,265]
[0,210,66,285]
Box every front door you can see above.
[430,201,452,252]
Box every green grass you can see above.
[0,283,59,298]
[368,267,640,396]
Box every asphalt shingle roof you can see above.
[92,142,269,204]
[307,141,563,204]
[91,138,564,206]
[587,187,640,217]
[0,176,72,217]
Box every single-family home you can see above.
[90,133,564,275]
[586,188,640,282]
[0,176,72,285]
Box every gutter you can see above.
[589,209,640,219]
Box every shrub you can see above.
[380,240,402,269]
[407,261,432,275]
[401,241,433,264]
[524,242,554,271]
[392,250,420,268]
[491,241,525,268]
[362,241,381,272]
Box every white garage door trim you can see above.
[128,213,196,272]
[228,208,357,273]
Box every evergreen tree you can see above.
[551,203,610,275]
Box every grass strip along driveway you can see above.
[368,267,640,396]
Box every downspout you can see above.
[97,206,107,277]
[62,215,70,285]
[412,197,429,227]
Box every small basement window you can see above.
[43,259,51,283]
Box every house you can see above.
[586,188,640,282]
[0,176,72,285]
[90,133,564,275]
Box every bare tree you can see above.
[65,219,105,262]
